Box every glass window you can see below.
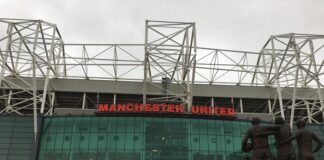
[199,134,209,151]
[54,133,64,150]
[215,120,224,135]
[64,117,74,133]
[223,121,233,135]
[233,136,242,152]
[240,121,250,135]
[191,121,200,134]
[89,117,99,133]
[97,133,107,149]
[208,134,217,152]
[116,117,126,133]
[191,134,200,151]
[232,121,241,136]
[71,132,81,150]
[89,132,99,150]
[207,120,216,134]
[108,117,118,133]
[133,133,143,150]
[37,116,324,160]
[45,118,58,133]
[125,133,135,150]
[224,135,233,152]
[199,119,208,135]
[62,132,72,150]
[216,135,225,152]
[115,133,126,150]
[41,133,54,150]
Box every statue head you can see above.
[251,117,261,125]
[296,119,306,129]
[275,117,285,125]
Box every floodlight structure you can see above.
[0,19,65,139]
[143,20,197,111]
[253,33,324,126]
[0,18,65,115]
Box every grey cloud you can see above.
[0,0,323,51]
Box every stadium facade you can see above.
[0,18,324,159]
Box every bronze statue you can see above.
[281,119,322,160]
[273,117,296,160]
[242,117,275,160]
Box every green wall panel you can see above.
[38,116,324,160]
[0,116,35,160]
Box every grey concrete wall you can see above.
[3,77,324,99]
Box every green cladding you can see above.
[0,116,35,160]
[38,116,324,160]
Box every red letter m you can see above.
[98,104,108,112]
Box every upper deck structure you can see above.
[1,18,324,137]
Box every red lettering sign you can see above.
[98,104,108,112]
[97,103,235,117]
[126,103,134,111]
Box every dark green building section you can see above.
[0,116,35,160]
[38,116,324,160]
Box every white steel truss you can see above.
[253,33,324,126]
[143,20,197,111]
[0,18,65,139]
[0,19,65,114]
[1,19,324,138]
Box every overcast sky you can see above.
[1,0,324,52]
